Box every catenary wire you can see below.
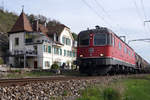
[81,0,114,29]
[93,0,124,35]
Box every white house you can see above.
[8,11,76,69]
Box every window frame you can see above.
[112,36,115,47]
[118,42,122,50]
[93,33,107,46]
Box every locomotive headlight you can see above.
[80,54,83,57]
[100,53,104,57]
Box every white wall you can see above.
[53,28,76,68]
[9,32,25,54]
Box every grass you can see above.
[77,87,102,100]
[77,74,150,100]
[123,78,150,100]
[5,71,54,78]
[4,69,82,79]
[24,71,53,77]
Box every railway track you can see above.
[0,74,147,87]
[0,76,104,86]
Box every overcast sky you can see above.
[1,0,150,62]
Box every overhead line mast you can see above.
[128,38,150,44]
[140,0,150,33]
[132,0,150,36]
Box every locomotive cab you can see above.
[78,27,112,58]
[77,27,114,75]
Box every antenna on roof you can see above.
[22,5,24,12]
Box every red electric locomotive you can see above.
[77,26,149,75]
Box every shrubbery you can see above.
[51,63,59,70]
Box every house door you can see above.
[34,61,37,68]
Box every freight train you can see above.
[77,26,150,75]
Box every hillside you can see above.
[0,9,18,32]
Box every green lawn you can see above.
[77,75,150,100]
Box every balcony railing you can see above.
[12,50,37,56]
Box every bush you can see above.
[0,58,4,65]
[103,88,121,100]
[51,63,59,70]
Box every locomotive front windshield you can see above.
[79,33,90,46]
[94,33,107,46]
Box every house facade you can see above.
[9,11,76,69]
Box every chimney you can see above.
[33,20,39,32]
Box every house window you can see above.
[54,47,57,54]
[62,37,65,44]
[25,33,33,44]
[48,46,51,53]
[43,45,46,52]
[43,45,48,52]
[15,37,19,46]
[45,61,50,67]
[73,51,76,57]
[60,48,62,55]
[46,45,48,52]
[64,50,66,56]
[54,47,59,55]
[70,51,72,57]
[66,38,71,45]
[67,50,70,56]
[56,48,59,55]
